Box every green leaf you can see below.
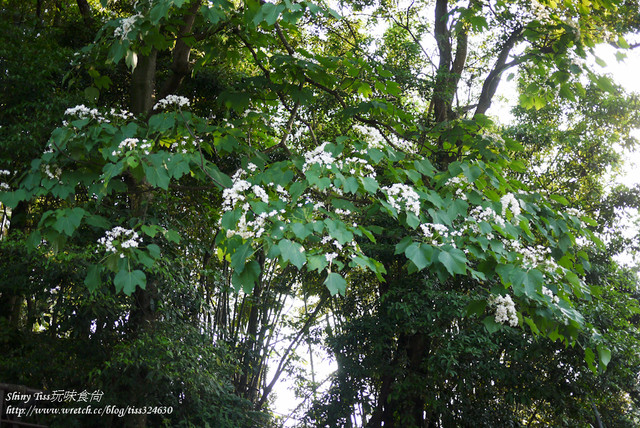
[150,1,171,24]
[164,229,181,243]
[254,2,285,26]
[438,248,467,276]
[461,163,482,183]
[465,299,487,317]
[147,244,161,259]
[595,75,617,94]
[483,316,502,334]
[343,176,359,194]
[291,222,313,240]
[367,148,385,164]
[114,269,146,295]
[84,86,99,103]
[414,159,435,177]
[361,176,379,194]
[597,345,611,368]
[232,260,261,293]
[141,224,162,238]
[143,161,171,190]
[324,272,346,296]
[102,161,124,181]
[358,83,372,97]
[405,243,432,270]
[278,239,306,269]
[585,347,597,374]
[307,254,329,272]
[84,265,102,292]
[231,242,253,271]
[617,35,630,49]
[0,189,28,209]
[53,207,85,236]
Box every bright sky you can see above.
[593,44,640,187]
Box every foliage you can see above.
[0,0,639,426]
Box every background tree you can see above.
[0,0,639,427]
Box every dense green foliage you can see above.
[1,0,639,426]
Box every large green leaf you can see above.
[53,207,85,236]
[438,248,467,276]
[278,239,306,269]
[84,265,102,292]
[405,243,432,271]
[324,272,346,296]
[114,269,146,295]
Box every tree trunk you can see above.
[76,0,93,27]
[131,51,158,116]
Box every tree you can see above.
[1,0,639,426]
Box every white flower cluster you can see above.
[222,173,252,212]
[170,139,192,154]
[383,183,421,216]
[231,208,284,239]
[447,176,470,201]
[500,193,522,218]
[335,156,376,179]
[114,13,142,39]
[112,138,152,157]
[98,227,141,255]
[154,95,190,110]
[542,286,560,304]
[276,184,289,200]
[325,252,338,263]
[222,165,288,240]
[302,143,336,172]
[420,223,461,247]
[489,294,519,327]
[0,170,10,190]
[531,0,552,22]
[320,235,359,271]
[65,104,106,122]
[43,165,62,182]
[509,240,556,270]
[108,108,134,120]
[468,205,505,232]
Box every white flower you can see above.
[98,227,141,253]
[303,143,335,172]
[542,286,560,304]
[43,165,62,182]
[112,138,152,156]
[383,183,420,216]
[154,95,191,110]
[500,193,522,218]
[252,185,269,204]
[64,104,106,122]
[114,13,142,39]
[420,223,451,246]
[222,179,251,211]
[325,252,338,263]
[489,294,518,327]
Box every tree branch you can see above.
[474,26,524,116]
[158,0,202,100]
